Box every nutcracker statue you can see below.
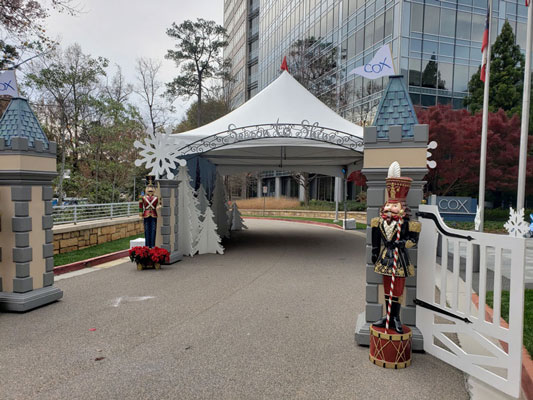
[368,161,421,369]
[139,176,161,248]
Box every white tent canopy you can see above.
[135,71,365,178]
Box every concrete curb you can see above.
[472,293,533,400]
[243,216,343,230]
[53,249,130,275]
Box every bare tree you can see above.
[0,0,80,68]
[352,81,382,126]
[290,172,317,206]
[104,65,133,104]
[135,57,173,134]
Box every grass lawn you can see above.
[54,234,142,267]
[243,215,366,229]
[446,220,506,234]
[486,290,533,357]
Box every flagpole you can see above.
[478,3,493,232]
[517,2,533,212]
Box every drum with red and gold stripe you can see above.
[369,325,412,369]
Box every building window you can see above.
[456,12,472,40]
[423,6,440,36]
[439,63,453,91]
[440,8,456,37]
[410,3,423,33]
[364,21,374,48]
[374,13,385,44]
[421,94,436,107]
[409,58,421,86]
[453,64,469,93]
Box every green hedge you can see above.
[300,200,366,211]
[485,208,533,221]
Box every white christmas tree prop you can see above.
[197,185,210,222]
[196,206,224,255]
[504,207,530,238]
[212,173,230,239]
[230,203,247,231]
[177,165,201,256]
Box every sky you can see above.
[43,0,224,121]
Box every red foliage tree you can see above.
[348,170,367,187]
[417,106,533,200]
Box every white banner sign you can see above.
[349,45,395,79]
[0,70,19,97]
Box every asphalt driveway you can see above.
[0,219,469,399]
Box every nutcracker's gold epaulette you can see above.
[409,221,421,233]
[371,217,380,228]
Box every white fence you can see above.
[416,204,526,398]
[53,202,138,225]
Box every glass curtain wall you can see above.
[257,0,529,120]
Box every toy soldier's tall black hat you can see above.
[145,175,156,186]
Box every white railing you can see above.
[53,202,138,225]
[416,204,526,398]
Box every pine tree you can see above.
[230,203,247,231]
[177,165,201,256]
[196,206,224,255]
[211,173,230,238]
[464,21,527,117]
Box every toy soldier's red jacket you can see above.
[139,195,159,218]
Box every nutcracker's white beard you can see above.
[384,219,397,241]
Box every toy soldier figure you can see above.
[371,162,421,333]
[139,176,161,248]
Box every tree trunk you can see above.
[197,79,202,127]
[241,174,247,199]
[57,113,67,206]
[304,173,310,207]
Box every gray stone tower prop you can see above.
[155,178,182,263]
[0,97,63,311]
[355,76,428,350]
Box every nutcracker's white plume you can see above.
[387,161,401,178]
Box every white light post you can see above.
[517,3,533,212]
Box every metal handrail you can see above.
[53,202,138,225]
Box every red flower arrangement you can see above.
[129,246,170,267]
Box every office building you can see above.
[223,0,529,199]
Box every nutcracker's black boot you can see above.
[391,301,404,334]
[372,296,392,328]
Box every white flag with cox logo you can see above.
[349,45,395,79]
[0,70,19,97]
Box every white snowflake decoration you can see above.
[427,141,437,169]
[504,207,529,238]
[134,132,185,179]
[474,205,481,231]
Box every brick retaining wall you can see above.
[241,209,366,223]
[52,216,143,255]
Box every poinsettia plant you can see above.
[129,246,169,265]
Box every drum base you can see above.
[369,325,412,369]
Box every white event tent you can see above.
[173,71,366,177]
[136,71,365,179]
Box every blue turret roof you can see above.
[0,97,49,148]
[372,76,418,139]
